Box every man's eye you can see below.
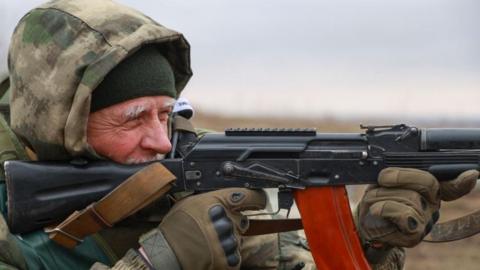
[158,112,171,122]
[125,116,142,125]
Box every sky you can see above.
[2,0,479,121]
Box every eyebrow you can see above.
[162,99,176,110]
[123,105,147,120]
[122,98,176,120]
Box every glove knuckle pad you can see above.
[208,205,240,267]
[407,216,418,231]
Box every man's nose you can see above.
[141,119,172,154]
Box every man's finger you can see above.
[213,188,267,212]
[363,188,430,215]
[378,168,440,203]
[368,200,426,235]
[440,170,479,201]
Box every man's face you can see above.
[87,95,175,164]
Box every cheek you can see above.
[88,129,142,163]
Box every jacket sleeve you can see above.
[0,262,22,270]
[0,215,27,270]
[90,249,150,270]
[368,247,405,270]
[91,229,181,270]
[352,206,406,270]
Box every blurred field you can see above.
[192,111,480,270]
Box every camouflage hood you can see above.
[8,0,192,160]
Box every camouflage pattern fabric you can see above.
[92,231,316,270]
[241,208,316,270]
[368,247,405,270]
[8,0,192,160]
[242,232,316,270]
[90,249,149,270]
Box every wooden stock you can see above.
[294,187,371,270]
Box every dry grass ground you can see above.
[192,111,480,270]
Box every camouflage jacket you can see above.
[0,115,116,269]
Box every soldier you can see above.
[0,0,477,269]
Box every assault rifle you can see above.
[5,124,480,269]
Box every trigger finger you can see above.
[216,188,267,212]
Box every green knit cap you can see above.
[91,45,176,112]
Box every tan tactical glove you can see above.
[358,168,478,249]
[356,168,478,269]
[150,188,266,270]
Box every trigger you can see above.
[278,189,294,217]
